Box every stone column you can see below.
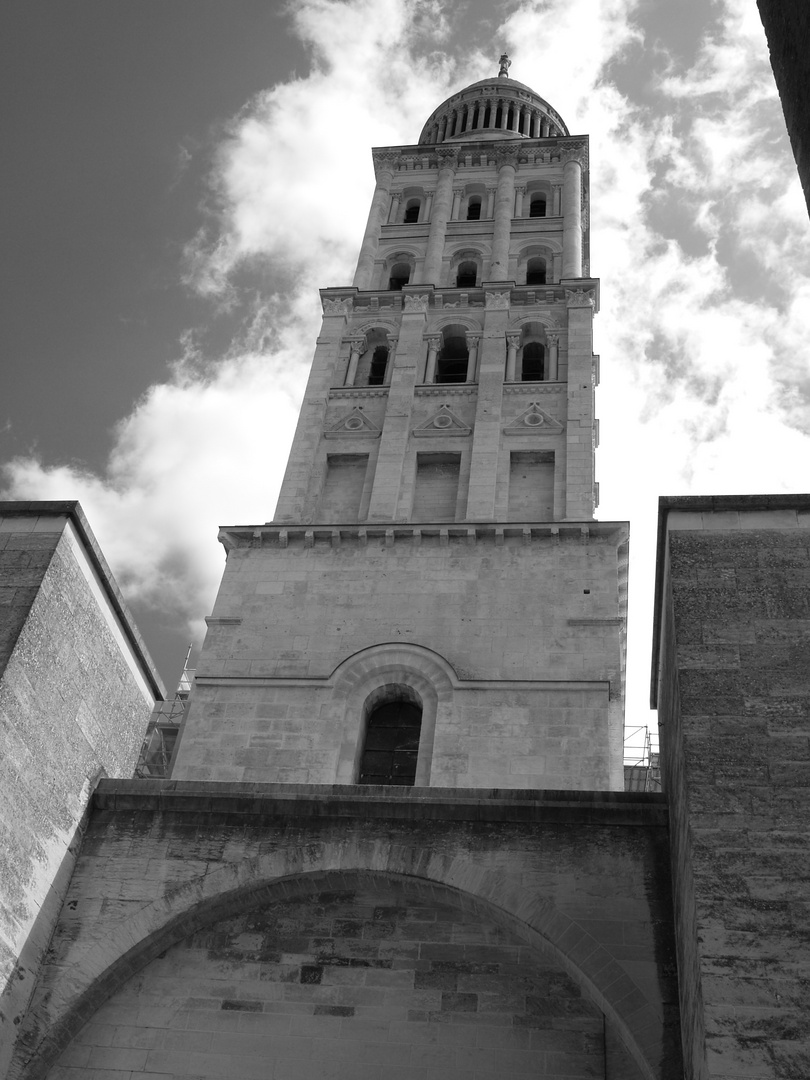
[489,148,518,280]
[451,188,463,220]
[353,153,396,289]
[419,149,456,285]
[514,185,526,218]
[475,101,485,130]
[344,337,364,386]
[424,190,434,222]
[552,184,562,217]
[387,193,401,224]
[505,333,521,382]
[499,103,509,130]
[562,153,583,278]
[486,186,497,219]
[547,332,560,381]
[423,334,442,383]
[465,332,481,382]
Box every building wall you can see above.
[652,496,810,1080]
[11,783,680,1080]
[0,506,162,1077]
[173,522,627,790]
[757,0,810,216]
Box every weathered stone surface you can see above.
[0,505,162,1078]
[10,784,680,1080]
[653,497,810,1080]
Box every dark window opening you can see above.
[403,203,420,224]
[466,199,481,221]
[389,263,411,290]
[437,336,469,383]
[359,701,422,786]
[526,258,546,286]
[530,197,547,218]
[368,346,389,385]
[522,342,545,381]
[455,261,477,288]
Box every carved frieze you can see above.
[485,291,511,310]
[323,297,353,315]
[565,289,595,308]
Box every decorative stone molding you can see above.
[404,294,430,312]
[504,402,564,435]
[493,144,521,169]
[435,147,458,169]
[485,291,511,310]
[372,151,399,176]
[503,383,563,395]
[219,520,628,552]
[323,297,353,314]
[328,387,390,400]
[565,288,596,308]
[413,403,471,438]
[324,406,381,439]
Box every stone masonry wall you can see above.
[12,784,681,1080]
[0,510,160,1077]
[45,882,615,1080]
[174,525,627,789]
[654,501,810,1079]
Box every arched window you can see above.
[358,699,422,785]
[389,262,411,290]
[437,331,469,383]
[403,201,420,224]
[368,346,389,385]
[466,197,482,221]
[526,257,546,286]
[455,260,477,288]
[529,196,547,218]
[522,342,545,382]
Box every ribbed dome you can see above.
[418,76,569,145]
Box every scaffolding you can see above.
[623,725,661,792]
[135,646,194,779]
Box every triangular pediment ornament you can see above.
[324,407,381,439]
[503,401,563,436]
[413,403,471,438]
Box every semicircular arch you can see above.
[18,860,664,1080]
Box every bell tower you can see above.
[173,61,628,790]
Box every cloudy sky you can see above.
[2,0,808,752]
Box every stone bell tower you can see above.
[172,60,628,791]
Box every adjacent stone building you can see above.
[0,503,164,1078]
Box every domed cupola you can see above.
[418,54,569,145]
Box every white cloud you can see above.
[4,0,809,747]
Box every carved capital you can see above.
[436,146,458,170]
[323,297,353,315]
[494,144,520,169]
[560,143,588,170]
[514,184,527,195]
[372,151,399,178]
[485,291,511,310]
[565,288,595,309]
[404,294,430,312]
[506,332,522,349]
[546,331,561,345]
[465,331,482,346]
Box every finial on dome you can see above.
[498,53,511,78]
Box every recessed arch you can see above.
[18,862,664,1080]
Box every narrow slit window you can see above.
[359,701,422,786]
[455,261,477,288]
[436,335,469,383]
[526,258,546,286]
[389,262,411,290]
[368,346,389,385]
[521,342,545,381]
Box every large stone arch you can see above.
[15,834,667,1080]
